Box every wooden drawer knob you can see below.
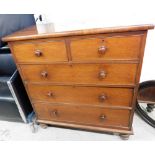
[35,50,42,57]
[99,94,107,102]
[41,71,48,77]
[47,91,54,97]
[98,70,106,79]
[50,110,58,117]
[100,115,106,121]
[98,46,107,54]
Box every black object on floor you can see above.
[0,52,33,122]
[136,80,155,128]
[0,14,35,122]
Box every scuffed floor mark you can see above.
[0,129,11,141]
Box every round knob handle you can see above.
[41,71,48,77]
[51,110,58,117]
[99,94,107,102]
[98,46,107,54]
[98,70,106,79]
[100,115,106,121]
[47,91,54,97]
[35,50,42,57]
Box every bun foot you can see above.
[119,134,130,140]
[40,123,48,129]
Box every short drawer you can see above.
[27,84,133,107]
[34,102,130,128]
[20,63,137,85]
[12,40,67,63]
[70,35,142,61]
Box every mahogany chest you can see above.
[3,23,154,139]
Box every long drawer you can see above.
[27,84,133,107]
[12,39,67,63]
[34,102,130,128]
[20,63,138,85]
[70,35,142,61]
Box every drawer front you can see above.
[70,35,142,61]
[34,102,130,128]
[12,40,67,62]
[20,63,137,85]
[27,84,133,107]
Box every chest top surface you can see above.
[2,23,154,42]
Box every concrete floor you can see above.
[0,113,155,141]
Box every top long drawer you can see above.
[19,63,138,85]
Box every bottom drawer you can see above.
[34,102,131,128]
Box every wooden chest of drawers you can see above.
[3,23,154,139]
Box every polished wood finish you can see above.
[3,23,154,138]
[33,102,130,128]
[2,24,154,42]
[27,84,133,107]
[20,63,138,85]
[38,119,133,134]
[71,35,142,61]
[12,40,67,63]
